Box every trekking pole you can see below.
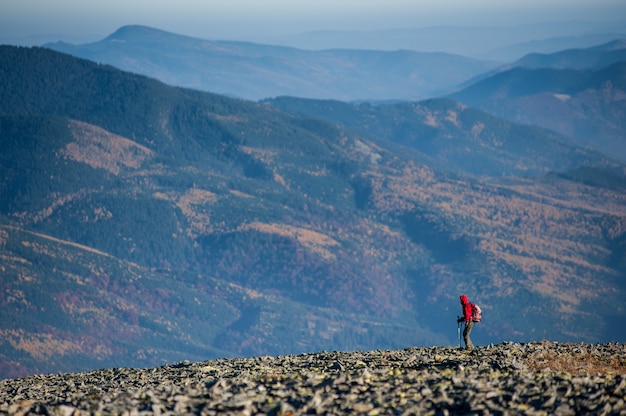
[457,317,461,348]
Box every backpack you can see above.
[470,302,482,322]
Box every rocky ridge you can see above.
[1,342,625,415]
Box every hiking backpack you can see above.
[470,302,482,322]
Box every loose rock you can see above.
[0,342,624,415]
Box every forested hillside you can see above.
[1,46,625,378]
[449,61,626,160]
[263,96,623,176]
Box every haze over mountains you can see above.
[45,25,626,162]
[449,50,626,161]
[46,25,499,102]
[1,19,626,379]
[45,25,626,102]
[9,18,625,61]
[262,21,626,60]
[512,39,626,70]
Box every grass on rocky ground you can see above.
[523,341,626,376]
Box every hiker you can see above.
[457,294,481,350]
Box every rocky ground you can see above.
[1,341,625,415]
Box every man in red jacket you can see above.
[457,294,475,350]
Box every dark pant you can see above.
[463,320,475,349]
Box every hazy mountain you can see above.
[260,21,626,60]
[513,39,626,70]
[487,33,626,62]
[44,25,498,101]
[1,46,626,378]
[453,39,626,92]
[449,61,626,161]
[0,32,103,47]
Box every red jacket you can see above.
[460,294,472,322]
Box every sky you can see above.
[2,0,626,44]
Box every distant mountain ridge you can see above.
[44,25,499,101]
[261,21,626,60]
[513,39,626,70]
[1,45,626,379]
[453,39,626,92]
[449,61,626,160]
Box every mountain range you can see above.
[512,39,626,70]
[44,26,626,162]
[44,25,499,101]
[260,21,626,60]
[1,40,625,380]
[450,54,626,161]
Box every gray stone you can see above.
[0,342,624,415]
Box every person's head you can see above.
[460,294,469,305]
